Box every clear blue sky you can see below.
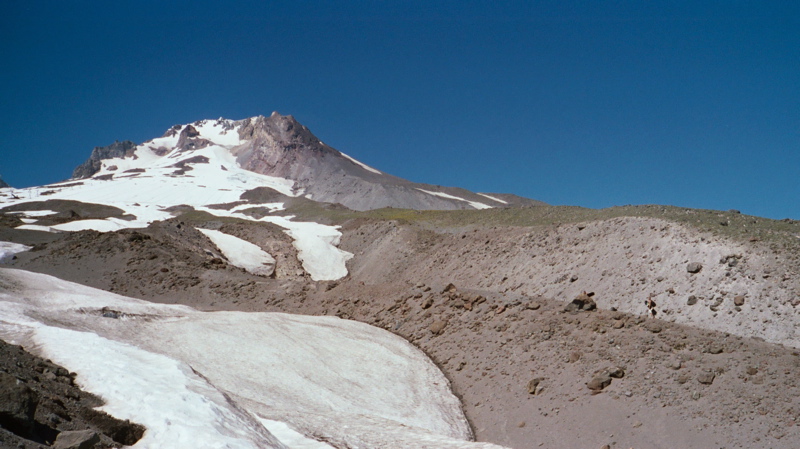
[1,1,798,219]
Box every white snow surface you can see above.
[51,218,135,232]
[35,326,283,449]
[257,419,334,449]
[6,210,58,216]
[0,269,506,449]
[197,228,276,276]
[197,207,353,281]
[0,242,31,263]
[340,152,382,174]
[417,188,492,210]
[2,119,294,230]
[476,193,508,205]
[0,117,352,280]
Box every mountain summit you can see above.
[72,112,543,211]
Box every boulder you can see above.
[587,374,612,391]
[687,262,703,273]
[607,367,625,379]
[52,430,100,449]
[566,291,596,312]
[587,367,624,391]
[429,320,448,335]
[527,378,545,395]
[697,371,716,385]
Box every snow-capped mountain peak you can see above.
[1,112,541,280]
[71,112,541,211]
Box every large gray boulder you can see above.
[52,429,101,449]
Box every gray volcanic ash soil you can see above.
[3,207,800,449]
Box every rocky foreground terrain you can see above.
[2,198,799,449]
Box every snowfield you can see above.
[197,228,276,276]
[476,193,507,205]
[0,241,31,263]
[0,268,507,449]
[6,210,58,216]
[417,188,492,210]
[340,152,382,174]
[194,207,353,281]
[0,118,353,281]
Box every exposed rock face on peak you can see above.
[231,113,544,210]
[238,114,333,155]
[72,141,137,179]
[0,178,9,188]
[176,124,212,152]
[71,113,545,211]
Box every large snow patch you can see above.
[0,241,31,263]
[0,269,504,449]
[197,228,276,276]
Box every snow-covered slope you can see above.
[0,113,530,279]
[0,112,540,279]
[0,268,507,449]
[196,228,276,276]
[69,113,541,211]
[0,112,546,281]
[0,118,353,280]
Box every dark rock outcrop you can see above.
[72,141,137,179]
[0,339,145,448]
[0,371,38,438]
[176,125,212,152]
